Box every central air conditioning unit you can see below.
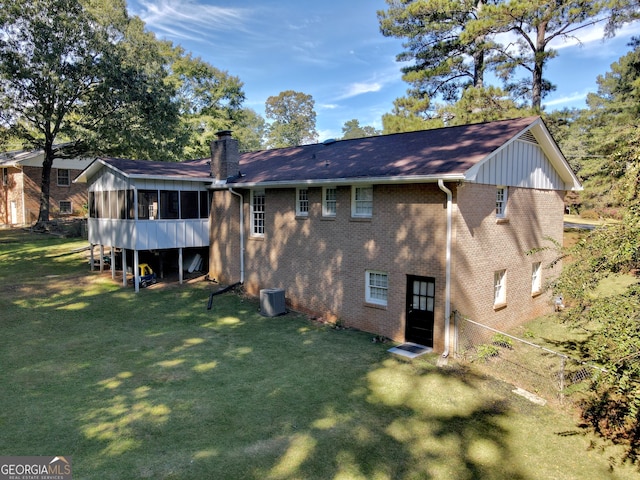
[260,288,286,317]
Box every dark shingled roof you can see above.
[90,117,539,185]
[231,116,539,185]
[101,157,211,178]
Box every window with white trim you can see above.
[496,187,508,218]
[296,188,309,216]
[322,187,336,217]
[494,269,507,306]
[251,189,265,236]
[59,200,72,214]
[57,169,70,186]
[366,270,388,306]
[352,185,373,217]
[531,262,542,295]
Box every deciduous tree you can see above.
[265,90,317,148]
[0,0,179,226]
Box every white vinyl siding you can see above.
[470,139,565,190]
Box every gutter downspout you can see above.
[228,188,245,284]
[438,179,452,358]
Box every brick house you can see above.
[76,116,580,354]
[0,149,93,226]
[208,116,581,354]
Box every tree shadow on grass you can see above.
[3,283,529,480]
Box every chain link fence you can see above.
[454,313,605,406]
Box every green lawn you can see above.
[0,229,637,479]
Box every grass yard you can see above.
[0,229,638,479]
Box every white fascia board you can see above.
[529,122,582,191]
[126,174,214,183]
[219,173,465,189]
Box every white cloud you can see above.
[543,91,588,107]
[133,0,250,40]
[337,82,382,100]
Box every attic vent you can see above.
[322,138,337,145]
[519,130,538,145]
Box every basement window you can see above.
[494,269,507,308]
[366,270,388,306]
[59,200,72,215]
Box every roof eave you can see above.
[217,173,466,189]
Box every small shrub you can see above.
[492,333,513,349]
[580,209,600,220]
[476,343,500,361]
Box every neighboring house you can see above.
[77,116,581,353]
[0,148,93,226]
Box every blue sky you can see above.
[127,0,640,141]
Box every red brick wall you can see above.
[0,167,23,224]
[22,166,88,222]
[210,183,451,348]
[208,182,565,351]
[452,184,565,332]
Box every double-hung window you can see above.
[57,169,70,186]
[251,189,265,236]
[296,188,309,217]
[352,185,373,218]
[494,269,507,307]
[366,270,388,306]
[322,187,337,217]
[496,187,508,218]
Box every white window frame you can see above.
[322,186,337,217]
[251,189,265,237]
[531,262,542,295]
[494,269,507,307]
[57,169,70,187]
[352,185,373,218]
[366,270,388,306]
[496,186,508,218]
[296,188,309,217]
[59,200,72,215]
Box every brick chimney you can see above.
[210,130,239,181]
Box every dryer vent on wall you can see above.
[260,288,286,317]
